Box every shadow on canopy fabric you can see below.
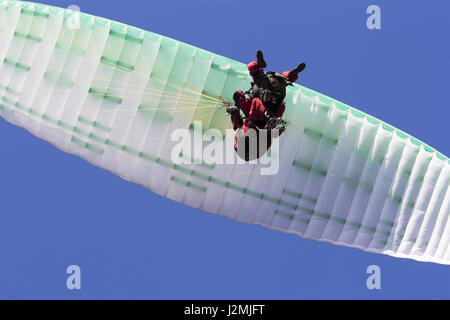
[0,0,448,264]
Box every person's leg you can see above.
[231,110,243,131]
[249,97,266,124]
[248,50,267,78]
[256,50,267,68]
[229,90,252,130]
[248,61,262,76]
[283,63,306,82]
[227,102,242,130]
[276,103,286,118]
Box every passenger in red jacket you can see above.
[227,50,306,132]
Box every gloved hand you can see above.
[226,104,239,114]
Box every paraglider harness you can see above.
[247,71,292,129]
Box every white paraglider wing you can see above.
[0,0,448,264]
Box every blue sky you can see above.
[0,0,449,299]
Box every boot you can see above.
[256,50,267,68]
[289,63,306,78]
